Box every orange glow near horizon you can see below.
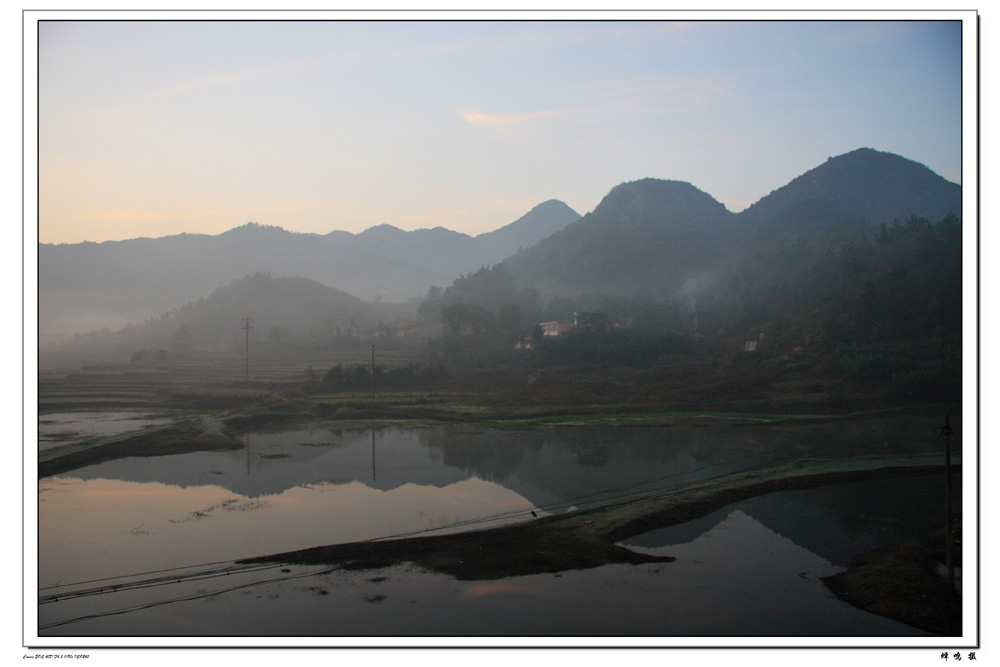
[35,19,963,245]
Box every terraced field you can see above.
[38,349,400,413]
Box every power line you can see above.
[39,564,342,630]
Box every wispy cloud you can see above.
[459,76,732,139]
[458,106,563,127]
[457,77,733,147]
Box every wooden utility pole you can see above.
[242,317,254,377]
[371,343,376,400]
[942,415,955,588]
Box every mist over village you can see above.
[30,13,975,652]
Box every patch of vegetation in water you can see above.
[474,414,624,430]
[823,541,961,636]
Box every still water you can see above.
[38,411,172,451]
[37,416,955,637]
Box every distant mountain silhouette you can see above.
[39,201,581,340]
[503,179,740,298]
[40,273,395,366]
[39,148,960,348]
[168,272,371,347]
[503,149,961,299]
[739,148,961,226]
[475,200,583,259]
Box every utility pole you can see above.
[942,415,955,588]
[371,343,376,400]
[242,317,254,378]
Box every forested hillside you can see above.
[42,147,965,410]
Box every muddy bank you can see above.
[237,453,960,634]
[33,400,801,479]
[37,379,958,479]
[823,515,962,636]
[37,415,243,478]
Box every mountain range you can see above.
[39,199,581,340]
[39,148,960,350]
[503,148,960,298]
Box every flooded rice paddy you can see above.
[36,414,957,638]
[38,411,173,451]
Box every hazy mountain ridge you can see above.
[39,148,960,349]
[739,148,961,226]
[503,179,741,298]
[502,148,961,299]
[39,201,582,341]
[42,273,404,367]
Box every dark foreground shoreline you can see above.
[238,453,961,635]
[37,391,964,636]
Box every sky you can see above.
[36,15,966,244]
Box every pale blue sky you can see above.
[37,18,965,244]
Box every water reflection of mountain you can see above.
[67,428,473,497]
[64,416,951,509]
[66,424,777,504]
[622,475,954,567]
[415,416,948,512]
[419,425,750,508]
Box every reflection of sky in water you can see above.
[38,421,817,591]
[606,509,926,636]
[623,476,955,568]
[40,502,929,638]
[56,416,953,506]
[38,475,535,588]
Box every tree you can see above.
[170,324,193,351]
[441,303,494,338]
[531,323,544,347]
[442,303,471,338]
[575,311,611,333]
[268,324,292,343]
[495,304,525,338]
